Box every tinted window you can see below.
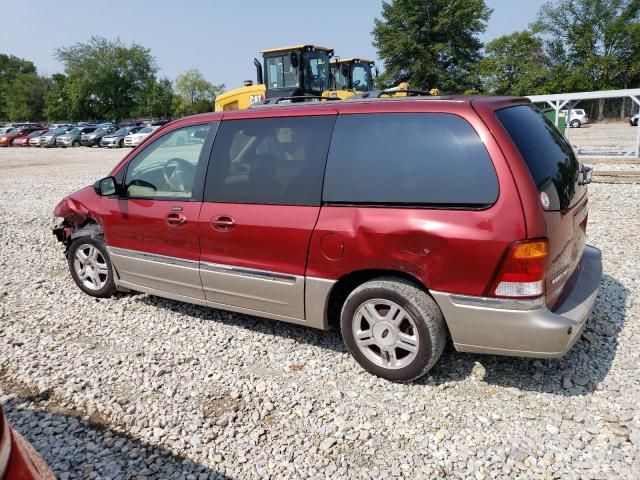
[124,124,211,199]
[205,116,335,206]
[323,113,498,206]
[496,105,583,210]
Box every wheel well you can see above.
[326,269,427,327]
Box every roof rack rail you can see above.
[250,95,341,108]
[350,87,438,99]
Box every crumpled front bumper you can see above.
[432,245,603,358]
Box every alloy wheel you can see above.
[352,299,420,369]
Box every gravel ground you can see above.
[569,121,639,154]
[0,144,639,480]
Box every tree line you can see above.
[2,0,638,123]
[374,0,639,119]
[0,37,224,123]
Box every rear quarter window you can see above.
[496,105,585,211]
[322,113,498,207]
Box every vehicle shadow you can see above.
[134,274,626,396]
[417,274,627,396]
[1,392,231,480]
[135,294,348,354]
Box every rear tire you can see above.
[67,236,117,298]
[72,140,80,147]
[570,119,581,128]
[340,277,446,382]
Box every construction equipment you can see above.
[214,45,334,112]
[324,58,378,99]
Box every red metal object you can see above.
[1,407,55,479]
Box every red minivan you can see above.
[53,96,602,381]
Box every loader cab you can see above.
[330,58,376,93]
[261,45,333,99]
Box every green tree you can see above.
[3,73,48,121]
[532,0,640,117]
[44,74,71,121]
[134,77,175,118]
[56,36,157,121]
[0,54,40,120]
[372,0,492,93]
[478,31,550,95]
[173,69,224,116]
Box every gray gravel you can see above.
[0,145,639,479]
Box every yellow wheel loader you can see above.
[214,45,334,112]
[324,58,378,99]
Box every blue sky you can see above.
[0,0,545,89]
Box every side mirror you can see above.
[290,52,299,68]
[94,176,117,196]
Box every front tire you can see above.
[340,277,446,382]
[67,236,117,298]
[72,140,80,147]
[570,119,581,128]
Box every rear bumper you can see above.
[432,245,602,358]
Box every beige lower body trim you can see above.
[109,247,336,330]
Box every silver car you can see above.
[40,126,73,148]
[57,126,97,148]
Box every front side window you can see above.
[265,55,299,89]
[351,62,373,91]
[124,124,211,199]
[205,116,335,206]
[303,51,330,93]
[331,63,349,90]
[323,113,498,206]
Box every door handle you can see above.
[211,215,236,232]
[166,212,187,227]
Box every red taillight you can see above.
[489,240,548,298]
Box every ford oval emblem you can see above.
[540,192,551,210]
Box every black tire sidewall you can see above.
[67,236,116,298]
[341,283,437,382]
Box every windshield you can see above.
[94,127,107,134]
[265,55,299,89]
[53,127,68,134]
[29,130,44,138]
[70,128,81,135]
[139,127,153,134]
[0,128,15,134]
[303,51,330,94]
[351,62,374,91]
[114,127,129,136]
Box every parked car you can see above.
[57,126,97,148]
[562,108,589,128]
[0,405,55,479]
[0,126,45,147]
[81,124,117,147]
[12,129,47,147]
[100,126,144,148]
[29,130,52,147]
[123,125,158,147]
[40,126,74,148]
[630,113,639,126]
[53,96,601,382]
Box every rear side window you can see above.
[323,113,498,206]
[496,105,582,211]
[205,116,335,206]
